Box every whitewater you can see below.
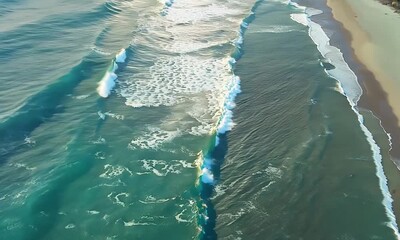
[0,0,399,239]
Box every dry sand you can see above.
[327,0,400,125]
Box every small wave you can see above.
[197,1,263,238]
[97,48,127,98]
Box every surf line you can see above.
[288,1,400,238]
[196,0,264,239]
[97,48,127,98]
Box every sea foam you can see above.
[288,1,400,237]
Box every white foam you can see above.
[100,164,133,179]
[175,209,191,223]
[124,220,156,226]
[97,111,106,120]
[115,48,127,63]
[200,167,215,184]
[120,1,250,136]
[87,210,100,215]
[128,127,180,150]
[139,195,171,204]
[217,75,241,135]
[137,159,186,176]
[11,163,36,171]
[289,2,400,237]
[290,13,308,26]
[351,104,400,238]
[165,4,238,24]
[211,184,227,199]
[104,112,124,120]
[122,55,229,110]
[107,192,129,207]
[65,224,75,229]
[290,4,362,103]
[98,111,124,120]
[91,137,106,145]
[24,137,36,146]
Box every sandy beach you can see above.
[327,0,400,122]
[327,0,400,228]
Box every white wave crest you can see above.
[97,48,127,98]
[115,48,127,63]
[97,65,118,98]
[217,75,241,135]
[288,1,400,237]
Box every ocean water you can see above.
[0,0,398,239]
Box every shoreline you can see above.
[326,0,400,159]
[310,0,400,230]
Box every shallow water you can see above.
[0,0,398,239]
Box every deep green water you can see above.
[0,0,398,239]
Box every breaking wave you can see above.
[97,48,127,98]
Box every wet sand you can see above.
[326,0,400,157]
[325,0,400,228]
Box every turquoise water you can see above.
[0,0,398,239]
